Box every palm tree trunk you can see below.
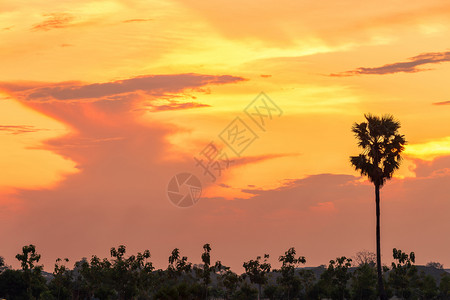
[375,184,388,300]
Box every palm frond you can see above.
[350,114,406,187]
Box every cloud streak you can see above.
[0,125,44,134]
[122,18,153,23]
[231,153,299,167]
[331,51,450,76]
[0,74,245,102]
[31,13,75,31]
[433,100,450,105]
[149,101,210,112]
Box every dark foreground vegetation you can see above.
[0,244,449,300]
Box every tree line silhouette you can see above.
[0,244,449,299]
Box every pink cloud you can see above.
[0,74,246,116]
[410,156,450,178]
[0,74,245,102]
[0,72,249,269]
[149,101,210,112]
[331,51,450,76]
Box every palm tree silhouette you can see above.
[350,114,406,300]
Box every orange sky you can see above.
[0,0,449,272]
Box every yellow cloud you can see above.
[405,137,450,160]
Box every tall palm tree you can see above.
[350,114,406,300]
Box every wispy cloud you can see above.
[149,101,210,112]
[231,153,299,167]
[31,13,75,31]
[433,100,450,105]
[0,125,43,134]
[331,51,450,76]
[122,18,153,23]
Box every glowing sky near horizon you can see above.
[0,0,449,272]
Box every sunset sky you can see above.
[1,0,449,272]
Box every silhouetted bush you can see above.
[1,244,448,300]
